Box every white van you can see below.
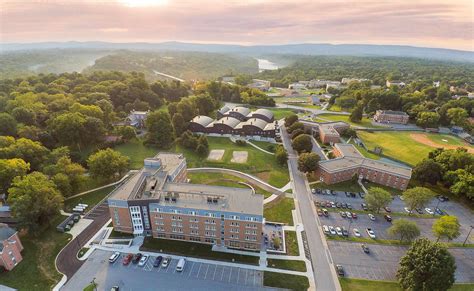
[176,258,186,272]
[109,252,120,263]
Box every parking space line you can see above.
[228,267,233,283]
[188,261,195,277]
[196,262,203,278]
[236,268,240,284]
[203,264,210,280]
[212,265,218,280]
[220,266,225,281]
[204,264,213,280]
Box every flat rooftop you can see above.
[335,143,363,158]
[377,110,408,116]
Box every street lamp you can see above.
[463,225,473,246]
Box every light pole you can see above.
[91,277,97,291]
[433,198,441,217]
[463,225,473,246]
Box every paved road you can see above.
[281,125,340,291]
[311,136,327,160]
[56,200,111,281]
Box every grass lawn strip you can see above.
[63,185,115,212]
[267,259,306,272]
[285,231,299,256]
[0,215,72,290]
[340,278,474,291]
[83,283,97,291]
[316,114,378,128]
[263,271,310,291]
[313,181,362,193]
[141,237,259,265]
[264,197,295,226]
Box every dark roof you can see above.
[0,223,17,251]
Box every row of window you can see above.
[153,208,259,222]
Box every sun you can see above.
[118,0,169,7]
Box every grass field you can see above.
[267,259,306,272]
[141,237,259,265]
[187,172,273,198]
[268,108,298,120]
[348,140,381,160]
[357,131,433,166]
[0,216,72,290]
[263,272,309,291]
[313,181,362,193]
[425,134,470,147]
[264,197,295,225]
[340,278,474,291]
[64,185,115,212]
[285,231,299,256]
[315,114,378,128]
[115,137,290,188]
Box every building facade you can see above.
[0,224,23,271]
[373,110,409,124]
[316,144,412,190]
[108,153,264,250]
[312,122,350,144]
[126,110,150,128]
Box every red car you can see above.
[351,212,358,219]
[122,253,133,265]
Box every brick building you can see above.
[312,122,350,144]
[373,110,409,125]
[316,144,412,190]
[108,153,264,250]
[0,224,23,271]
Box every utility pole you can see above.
[463,225,473,246]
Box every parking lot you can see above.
[328,241,474,282]
[63,250,278,291]
[313,189,473,244]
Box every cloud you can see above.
[1,0,472,50]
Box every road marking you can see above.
[236,268,240,284]
[188,261,195,277]
[220,266,225,281]
[196,262,203,278]
[212,265,218,280]
[244,268,248,285]
[228,267,233,283]
[203,264,210,279]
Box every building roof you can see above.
[252,108,274,120]
[230,107,251,117]
[215,116,241,128]
[191,115,214,127]
[218,106,230,115]
[376,110,408,116]
[334,143,364,158]
[0,223,17,251]
[161,183,263,215]
[319,124,340,136]
[238,118,268,130]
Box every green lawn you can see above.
[141,237,259,265]
[187,172,273,198]
[272,96,310,104]
[268,108,299,120]
[328,104,342,112]
[64,185,115,212]
[108,229,134,239]
[340,278,474,291]
[83,283,97,291]
[115,137,290,188]
[349,140,381,160]
[357,131,433,166]
[264,197,295,225]
[313,181,362,193]
[426,134,471,147]
[263,271,309,291]
[315,114,377,128]
[0,216,72,290]
[285,231,299,256]
[250,140,276,153]
[364,181,403,196]
[267,259,306,272]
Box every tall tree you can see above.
[87,148,129,181]
[387,219,420,242]
[413,159,443,185]
[284,114,298,127]
[350,102,363,123]
[0,158,29,192]
[275,145,288,166]
[397,238,456,291]
[365,187,392,213]
[0,113,17,136]
[416,112,440,128]
[446,107,468,127]
[145,111,174,148]
[7,172,63,232]
[172,113,187,136]
[402,187,434,214]
[292,134,312,153]
[432,216,461,242]
[297,152,320,173]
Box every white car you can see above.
[330,202,336,208]
[366,228,376,239]
[345,211,352,218]
[404,207,412,214]
[323,225,330,234]
[108,252,120,263]
[425,208,434,215]
[329,226,336,235]
[399,195,405,201]
[353,228,361,237]
[368,214,375,221]
[161,256,171,268]
[138,254,149,266]
[335,227,343,236]
[311,188,316,194]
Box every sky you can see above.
[1,0,473,51]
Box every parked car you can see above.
[330,202,336,208]
[345,211,352,218]
[311,188,316,194]
[435,208,444,215]
[341,227,349,237]
[361,203,368,211]
[351,212,358,219]
[368,214,375,221]
[361,244,370,253]
[398,195,405,201]
[341,203,347,209]
[132,253,142,264]
[323,225,330,234]
[330,190,336,195]
[415,208,424,214]
[425,208,434,215]
[138,254,149,267]
[122,253,133,265]
[176,258,186,272]
[162,256,171,268]
[329,226,336,235]
[345,192,351,197]
[404,207,412,214]
[336,202,342,208]
[335,227,343,236]
[326,202,332,208]
[316,188,322,194]
[111,287,119,291]
[322,208,329,217]
[359,192,365,198]
[366,228,376,239]
[437,195,449,202]
[109,252,120,263]
[353,229,361,237]
[384,215,392,222]
[336,264,345,276]
[317,209,323,216]
[153,256,163,267]
[340,211,346,218]
[350,192,357,198]
[347,203,352,209]
[384,207,392,213]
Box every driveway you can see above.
[62,249,278,291]
[328,241,474,283]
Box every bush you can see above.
[235,139,247,146]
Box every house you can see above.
[313,122,350,144]
[311,95,321,105]
[288,83,306,90]
[373,110,409,125]
[325,81,344,91]
[126,110,150,128]
[0,224,23,271]
[248,79,271,91]
[108,153,264,250]
[341,78,370,84]
[386,80,406,88]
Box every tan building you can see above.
[316,144,412,190]
[0,223,23,271]
[108,153,264,250]
[373,110,409,124]
[315,122,350,144]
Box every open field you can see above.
[410,133,473,154]
[115,137,289,188]
[267,108,298,120]
[264,197,295,225]
[64,185,115,212]
[263,271,309,291]
[0,216,72,290]
[272,96,310,103]
[285,230,299,256]
[339,278,474,291]
[315,114,378,128]
[267,259,306,272]
[313,181,362,193]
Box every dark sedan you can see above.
[153,256,163,267]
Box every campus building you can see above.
[373,110,409,125]
[190,106,278,139]
[316,143,412,190]
[311,122,350,144]
[0,223,23,271]
[126,110,149,128]
[108,153,264,250]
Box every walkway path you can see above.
[65,172,135,201]
[152,70,185,82]
[246,140,275,155]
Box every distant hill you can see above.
[2,41,473,63]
